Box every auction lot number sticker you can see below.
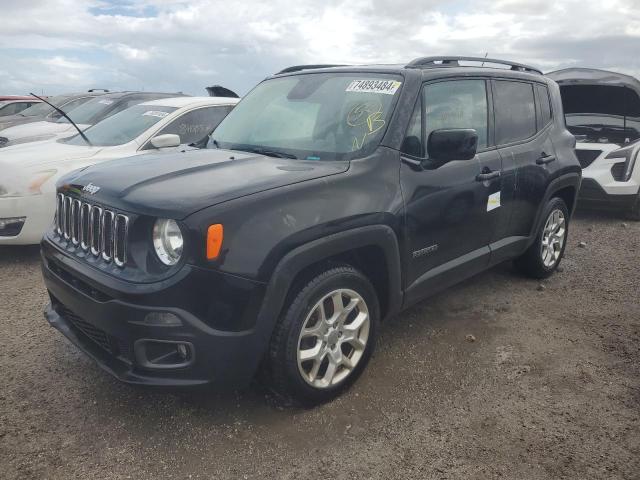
[346,79,402,95]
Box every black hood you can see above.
[61,149,349,219]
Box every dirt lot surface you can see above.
[1,212,638,480]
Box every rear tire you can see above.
[266,264,379,405]
[514,197,569,279]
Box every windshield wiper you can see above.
[237,146,298,159]
[29,93,92,146]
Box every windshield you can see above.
[18,95,68,117]
[211,73,403,160]
[64,104,177,147]
[56,97,116,125]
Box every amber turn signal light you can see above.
[206,224,224,259]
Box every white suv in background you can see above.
[0,96,238,244]
[548,68,640,219]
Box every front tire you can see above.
[266,265,380,405]
[626,193,640,221]
[515,197,569,279]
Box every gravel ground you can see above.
[1,212,638,480]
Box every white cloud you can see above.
[0,0,638,95]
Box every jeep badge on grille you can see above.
[82,183,100,195]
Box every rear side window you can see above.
[536,84,552,127]
[494,81,536,144]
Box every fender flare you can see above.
[528,172,581,244]
[252,224,403,348]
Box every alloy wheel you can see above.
[296,288,370,389]
[540,208,566,268]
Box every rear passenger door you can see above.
[493,80,556,245]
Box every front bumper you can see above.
[0,193,54,244]
[578,178,637,210]
[41,239,269,388]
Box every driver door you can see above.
[400,78,503,305]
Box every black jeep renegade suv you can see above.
[42,57,581,403]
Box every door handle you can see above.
[536,153,556,165]
[476,170,501,182]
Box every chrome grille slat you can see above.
[54,193,128,268]
[63,196,72,239]
[80,203,90,250]
[71,199,81,245]
[101,210,114,262]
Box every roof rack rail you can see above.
[406,56,542,75]
[88,88,110,92]
[277,64,347,74]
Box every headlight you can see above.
[623,147,639,182]
[0,168,57,197]
[152,219,183,265]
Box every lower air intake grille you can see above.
[56,303,132,362]
[575,149,602,169]
[55,193,129,267]
[611,162,626,181]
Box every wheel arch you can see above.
[255,225,403,337]
[528,173,581,245]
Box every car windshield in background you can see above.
[211,73,403,160]
[63,104,177,147]
[56,97,115,125]
[18,95,68,117]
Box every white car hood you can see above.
[0,139,105,171]
[0,121,90,145]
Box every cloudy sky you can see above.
[1,0,639,96]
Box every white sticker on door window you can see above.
[143,111,170,118]
[346,79,402,95]
[487,191,501,212]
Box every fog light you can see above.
[143,312,182,326]
[0,217,26,237]
[176,343,188,360]
[134,339,194,369]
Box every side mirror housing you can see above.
[427,129,478,162]
[150,134,181,149]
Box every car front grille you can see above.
[55,193,129,267]
[575,149,602,169]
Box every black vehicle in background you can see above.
[42,57,581,403]
[0,89,109,132]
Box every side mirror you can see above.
[427,129,478,162]
[150,134,181,149]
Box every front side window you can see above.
[494,80,536,144]
[155,105,233,146]
[211,73,403,160]
[63,105,178,147]
[423,79,488,151]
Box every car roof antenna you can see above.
[29,92,92,146]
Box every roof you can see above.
[0,96,41,101]
[547,68,640,94]
[272,57,546,85]
[139,96,240,108]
